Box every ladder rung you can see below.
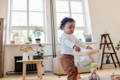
[101,33,109,35]
[103,53,116,54]
[100,43,113,45]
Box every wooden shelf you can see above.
[100,33,120,69]
[103,53,116,54]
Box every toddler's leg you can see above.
[60,54,78,80]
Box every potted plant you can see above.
[34,44,44,60]
[34,44,44,69]
[33,28,43,44]
[106,45,112,64]
[106,54,110,64]
[36,51,44,59]
[27,36,32,43]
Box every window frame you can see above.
[55,0,90,42]
[8,0,46,44]
[8,0,92,44]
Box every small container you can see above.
[23,53,29,61]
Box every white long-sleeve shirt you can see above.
[60,33,87,55]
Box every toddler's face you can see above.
[63,22,75,34]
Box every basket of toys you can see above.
[74,49,100,80]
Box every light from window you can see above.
[72,14,85,27]
[29,0,43,11]
[56,13,69,26]
[11,12,27,26]
[73,30,85,42]
[29,12,44,26]
[56,0,69,12]
[70,1,83,13]
[9,0,45,44]
[12,0,27,11]
[57,30,63,42]
[56,0,88,42]
[11,30,27,44]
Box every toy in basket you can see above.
[74,49,100,80]
[89,63,100,80]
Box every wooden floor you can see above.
[0,68,120,80]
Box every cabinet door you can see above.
[0,18,4,77]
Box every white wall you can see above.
[0,0,8,19]
[88,0,120,44]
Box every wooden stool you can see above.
[17,60,43,80]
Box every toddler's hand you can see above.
[73,45,81,52]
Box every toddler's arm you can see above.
[61,35,81,52]
[74,36,93,49]
[75,37,87,48]
[61,35,75,49]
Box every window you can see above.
[8,0,45,44]
[8,0,91,44]
[8,0,92,56]
[56,0,91,42]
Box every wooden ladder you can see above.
[99,33,120,69]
